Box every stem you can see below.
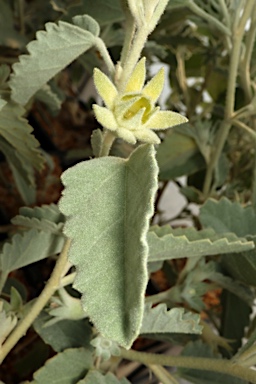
[120,1,136,67]
[18,0,25,35]
[59,271,76,288]
[0,239,71,365]
[148,364,179,384]
[0,272,8,296]
[94,38,115,78]
[218,0,230,29]
[120,348,256,383]
[203,1,255,197]
[231,119,256,141]
[176,49,191,118]
[99,130,116,157]
[187,1,231,36]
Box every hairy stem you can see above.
[0,239,71,365]
[148,364,179,384]
[120,348,256,383]
[99,130,116,157]
[94,38,115,78]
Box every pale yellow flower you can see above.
[93,57,188,145]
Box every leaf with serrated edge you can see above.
[0,228,65,273]
[72,15,100,37]
[148,226,254,262]
[199,197,256,237]
[0,100,43,177]
[31,348,93,384]
[10,21,96,105]
[80,371,130,384]
[140,304,202,334]
[59,144,158,348]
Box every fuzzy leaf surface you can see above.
[199,197,256,237]
[140,304,202,334]
[31,348,93,384]
[0,228,64,273]
[81,371,130,384]
[59,145,158,348]
[10,21,96,105]
[148,226,254,261]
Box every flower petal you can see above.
[143,67,165,103]
[124,57,146,93]
[121,107,145,130]
[116,127,137,144]
[93,105,118,131]
[145,110,188,130]
[134,129,160,144]
[93,68,118,109]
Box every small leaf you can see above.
[72,15,100,37]
[0,228,65,274]
[10,21,96,105]
[140,304,202,335]
[31,348,93,384]
[33,311,92,352]
[148,226,254,262]
[59,144,158,348]
[81,371,130,384]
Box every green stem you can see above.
[148,364,179,384]
[0,272,8,296]
[187,1,231,36]
[99,130,116,157]
[94,38,115,78]
[231,119,256,141]
[120,348,256,383]
[203,1,255,197]
[218,0,230,29]
[120,0,136,67]
[0,239,71,365]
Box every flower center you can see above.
[122,95,152,123]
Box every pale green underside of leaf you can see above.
[140,304,202,334]
[12,203,65,233]
[0,100,43,177]
[80,371,130,384]
[199,197,256,237]
[31,348,93,384]
[0,228,65,273]
[10,21,96,105]
[148,225,254,262]
[59,144,158,348]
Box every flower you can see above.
[93,57,188,145]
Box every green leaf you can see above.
[33,311,92,352]
[63,0,124,26]
[199,197,256,237]
[156,126,205,181]
[91,129,103,157]
[12,204,65,233]
[0,228,65,274]
[81,371,130,384]
[59,144,158,348]
[148,226,254,261]
[10,21,96,105]
[31,348,93,384]
[0,100,43,178]
[72,15,100,37]
[35,84,63,115]
[178,340,247,384]
[140,304,202,334]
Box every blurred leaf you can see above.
[199,197,256,237]
[59,145,158,348]
[34,311,92,352]
[0,0,26,49]
[35,84,63,115]
[178,340,247,384]
[80,371,130,384]
[10,21,97,105]
[31,348,93,384]
[148,226,254,261]
[140,304,202,334]
[157,126,205,181]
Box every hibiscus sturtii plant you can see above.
[93,57,188,145]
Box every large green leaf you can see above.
[81,371,130,384]
[148,226,254,261]
[0,100,43,178]
[33,312,92,352]
[140,304,202,334]
[178,340,247,384]
[59,145,158,348]
[156,126,205,181]
[31,348,93,384]
[10,20,97,105]
[199,197,256,237]
[0,228,64,274]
